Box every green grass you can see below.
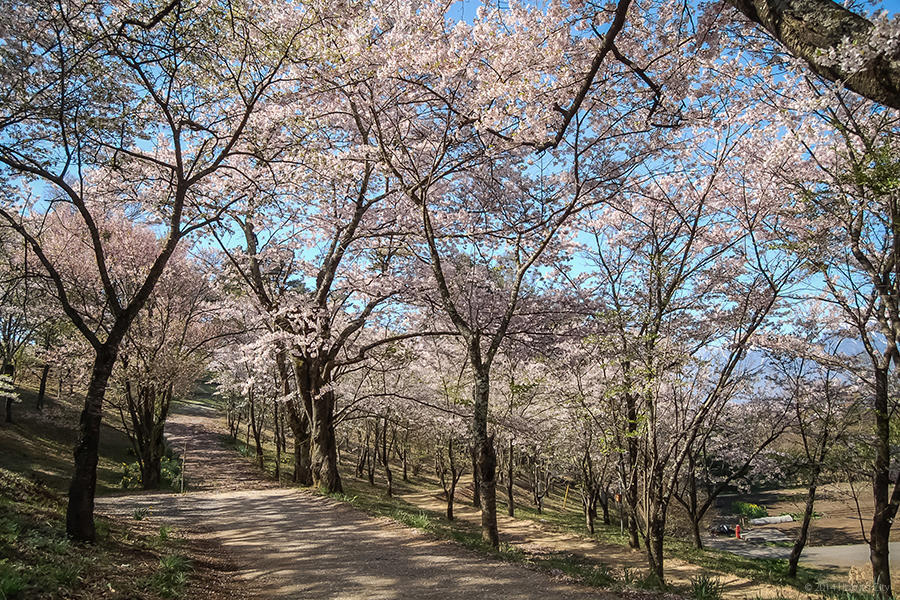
[319,478,643,592]
[489,490,828,592]
[0,384,134,494]
[689,573,724,600]
[0,467,191,599]
[142,554,192,599]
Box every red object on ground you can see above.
[735,524,741,539]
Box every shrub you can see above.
[732,501,767,519]
[120,456,184,491]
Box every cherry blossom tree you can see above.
[112,246,224,489]
[771,86,900,592]
[0,0,311,540]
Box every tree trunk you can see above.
[506,439,515,517]
[585,501,596,534]
[447,479,456,520]
[287,408,312,486]
[310,388,342,493]
[3,362,14,423]
[870,365,894,596]
[472,370,499,548]
[624,390,641,549]
[687,464,704,550]
[36,363,50,411]
[726,0,900,111]
[248,391,265,471]
[471,443,481,508]
[274,401,281,482]
[66,347,116,542]
[789,480,819,578]
[600,488,611,525]
[140,432,163,491]
[647,514,665,584]
[645,478,668,585]
[381,416,394,497]
[401,435,409,482]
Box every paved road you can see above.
[708,537,900,573]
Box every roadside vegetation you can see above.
[0,468,191,599]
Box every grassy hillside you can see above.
[0,385,133,494]
[0,385,242,600]
[0,467,196,600]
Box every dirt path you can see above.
[99,488,623,599]
[96,403,617,599]
[163,401,279,492]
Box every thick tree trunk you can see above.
[647,515,665,584]
[277,352,310,484]
[645,478,668,585]
[726,0,900,110]
[471,443,481,508]
[472,370,499,548]
[66,347,116,542]
[310,389,342,493]
[140,435,163,490]
[870,365,895,596]
[36,364,50,411]
[292,356,341,493]
[287,408,312,486]
[293,432,312,485]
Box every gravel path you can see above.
[96,402,615,600]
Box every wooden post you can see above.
[181,440,187,494]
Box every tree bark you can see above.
[726,0,900,110]
[506,439,515,517]
[624,391,641,549]
[687,458,704,550]
[789,480,819,578]
[274,401,281,482]
[472,370,499,548]
[310,388,342,493]
[3,362,13,423]
[66,347,116,542]
[870,365,895,596]
[36,363,50,411]
[471,443,482,508]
